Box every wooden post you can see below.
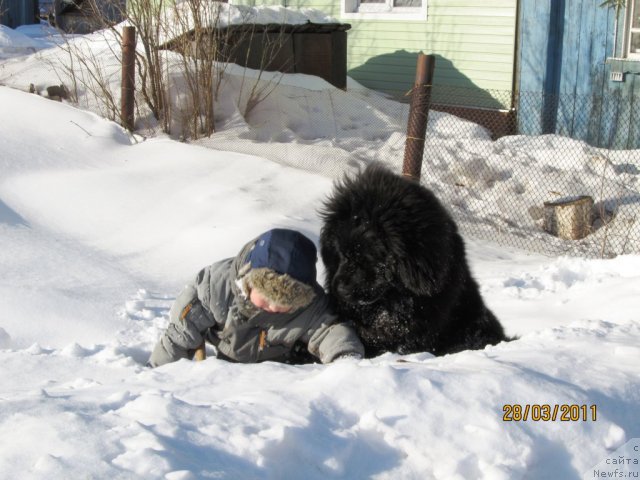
[402,53,435,182]
[543,196,594,240]
[121,26,136,131]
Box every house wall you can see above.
[517,0,640,148]
[235,0,517,108]
[0,0,38,28]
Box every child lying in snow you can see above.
[148,228,364,367]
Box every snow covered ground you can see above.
[1,21,640,480]
[3,20,638,258]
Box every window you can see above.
[626,0,640,58]
[341,0,427,21]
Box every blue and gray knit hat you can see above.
[241,228,317,311]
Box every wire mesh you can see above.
[198,83,640,259]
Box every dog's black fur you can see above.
[320,164,508,357]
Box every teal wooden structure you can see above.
[517,0,640,149]
[0,0,38,28]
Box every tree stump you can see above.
[543,195,594,240]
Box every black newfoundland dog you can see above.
[320,164,508,357]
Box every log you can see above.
[543,195,594,240]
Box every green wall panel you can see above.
[231,0,516,105]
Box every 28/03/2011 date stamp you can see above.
[503,404,597,422]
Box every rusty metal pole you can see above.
[121,26,136,131]
[402,53,435,182]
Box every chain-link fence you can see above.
[199,81,640,259]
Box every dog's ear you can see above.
[396,254,449,297]
[394,227,459,297]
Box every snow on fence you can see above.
[199,83,640,259]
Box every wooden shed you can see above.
[0,0,38,28]
[163,22,351,90]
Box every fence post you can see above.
[402,53,435,181]
[121,26,136,131]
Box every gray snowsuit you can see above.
[148,236,364,367]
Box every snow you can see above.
[165,2,339,30]
[0,24,61,59]
[4,20,637,257]
[1,21,639,480]
[154,2,339,45]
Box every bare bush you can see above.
[169,0,226,138]
[52,33,120,120]
[162,1,292,137]
[111,0,170,132]
[235,26,291,119]
[50,0,291,139]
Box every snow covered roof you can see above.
[158,3,344,44]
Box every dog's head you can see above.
[320,164,457,305]
[320,219,397,305]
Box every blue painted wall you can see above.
[517,0,640,149]
[0,0,38,28]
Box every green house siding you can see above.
[233,0,517,107]
[287,0,517,106]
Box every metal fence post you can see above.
[121,26,136,131]
[402,53,435,181]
